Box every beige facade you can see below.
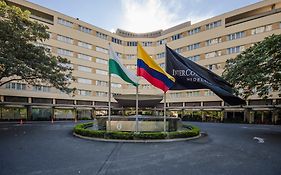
[1,0,281,123]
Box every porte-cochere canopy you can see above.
[113,94,163,108]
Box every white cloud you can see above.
[119,0,214,33]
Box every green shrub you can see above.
[134,132,167,140]
[73,122,200,140]
[105,131,134,140]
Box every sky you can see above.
[27,0,261,33]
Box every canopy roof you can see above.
[113,94,163,108]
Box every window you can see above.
[57,35,73,44]
[206,64,222,70]
[96,69,108,75]
[188,27,201,35]
[47,31,52,38]
[187,43,200,51]
[96,80,108,86]
[126,64,136,70]
[96,31,108,40]
[116,52,122,58]
[157,39,167,46]
[171,33,183,41]
[175,47,183,53]
[126,54,135,60]
[58,63,73,69]
[57,18,73,27]
[170,92,182,98]
[186,91,200,97]
[156,52,165,59]
[227,46,245,54]
[35,43,51,52]
[251,25,272,35]
[187,55,200,62]
[96,91,108,97]
[227,31,245,40]
[206,20,221,30]
[57,48,73,56]
[112,37,122,45]
[96,58,108,65]
[159,63,165,69]
[77,53,92,61]
[265,25,272,32]
[142,42,152,47]
[78,89,92,96]
[96,46,108,54]
[77,78,92,84]
[111,83,121,88]
[33,85,50,92]
[78,41,92,49]
[127,41,137,46]
[5,83,26,91]
[79,25,92,34]
[142,84,151,89]
[206,37,222,46]
[78,65,92,73]
[205,90,215,96]
[205,51,222,59]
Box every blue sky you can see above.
[27,0,261,33]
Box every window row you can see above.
[187,55,200,62]
[170,90,215,98]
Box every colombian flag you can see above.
[137,43,175,92]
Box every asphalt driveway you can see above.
[0,121,280,175]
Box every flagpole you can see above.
[136,43,139,133]
[136,85,139,133]
[164,91,167,132]
[108,43,111,131]
[164,44,167,132]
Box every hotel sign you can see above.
[106,121,166,132]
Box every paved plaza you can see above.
[0,121,280,175]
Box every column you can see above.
[244,108,250,123]
[222,109,226,122]
[261,112,264,124]
[26,105,32,121]
[51,106,55,120]
[201,110,205,122]
[272,109,278,124]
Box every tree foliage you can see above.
[223,34,281,99]
[0,1,74,93]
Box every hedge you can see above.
[74,122,200,140]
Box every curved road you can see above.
[0,121,280,175]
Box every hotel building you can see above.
[1,0,281,124]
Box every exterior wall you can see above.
[1,0,281,121]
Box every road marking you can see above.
[253,137,264,143]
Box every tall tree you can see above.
[223,34,281,99]
[0,1,74,93]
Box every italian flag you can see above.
[109,45,139,86]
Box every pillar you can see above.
[222,110,226,122]
[249,111,254,124]
[272,109,278,124]
[244,108,250,123]
[51,106,55,120]
[201,110,205,122]
[26,105,32,121]
[261,112,264,124]
[92,108,96,119]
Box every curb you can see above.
[73,132,202,143]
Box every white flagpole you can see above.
[164,91,167,132]
[136,85,139,132]
[164,44,168,132]
[108,43,111,131]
